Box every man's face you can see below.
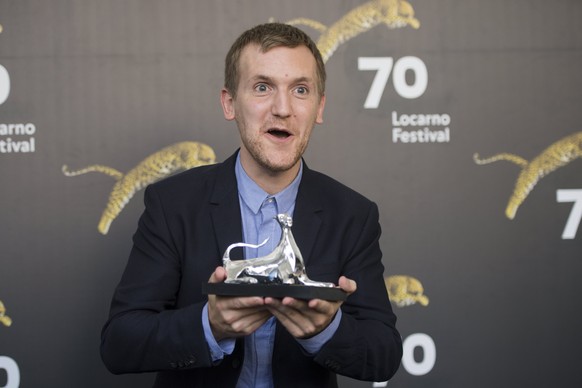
[221,44,326,178]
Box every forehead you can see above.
[238,44,318,83]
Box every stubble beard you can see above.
[238,119,310,175]
[243,136,307,174]
[236,112,314,175]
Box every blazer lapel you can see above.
[207,155,323,263]
[209,152,245,260]
[292,163,323,266]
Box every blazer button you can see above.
[231,357,241,369]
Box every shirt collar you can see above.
[235,152,302,215]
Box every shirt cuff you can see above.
[202,303,235,362]
[296,309,342,355]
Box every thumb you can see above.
[338,276,357,296]
[209,266,227,283]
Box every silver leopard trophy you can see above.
[202,214,346,300]
[223,214,334,287]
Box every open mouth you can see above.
[267,128,292,139]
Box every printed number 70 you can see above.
[0,64,10,105]
[557,189,582,239]
[358,57,427,109]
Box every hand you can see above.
[207,266,272,341]
[264,276,357,339]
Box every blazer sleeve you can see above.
[313,202,403,381]
[100,184,214,373]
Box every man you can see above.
[101,22,402,387]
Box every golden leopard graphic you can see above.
[0,300,12,327]
[474,131,582,219]
[385,275,429,307]
[276,0,420,63]
[63,141,216,234]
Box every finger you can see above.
[278,296,335,316]
[215,302,268,324]
[227,295,266,308]
[281,297,309,310]
[208,266,227,283]
[266,299,312,337]
[265,297,305,323]
[210,295,266,325]
[266,297,334,338]
[210,299,270,340]
[307,298,338,314]
[216,311,272,339]
[307,295,346,320]
[338,276,357,295]
[214,295,266,315]
[227,309,272,335]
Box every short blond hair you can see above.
[224,23,326,99]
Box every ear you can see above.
[221,88,236,121]
[315,94,326,125]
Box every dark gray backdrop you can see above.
[1,1,581,387]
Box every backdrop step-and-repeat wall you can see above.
[1,1,581,387]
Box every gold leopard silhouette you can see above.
[0,300,12,327]
[63,141,216,234]
[385,275,429,307]
[276,0,420,63]
[474,131,582,219]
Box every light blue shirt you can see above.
[202,153,341,387]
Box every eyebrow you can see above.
[252,74,314,86]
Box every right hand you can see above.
[207,266,272,341]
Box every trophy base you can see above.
[202,282,347,301]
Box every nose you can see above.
[271,91,292,118]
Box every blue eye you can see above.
[255,83,269,93]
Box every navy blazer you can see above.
[101,151,402,388]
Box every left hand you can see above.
[264,276,357,339]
